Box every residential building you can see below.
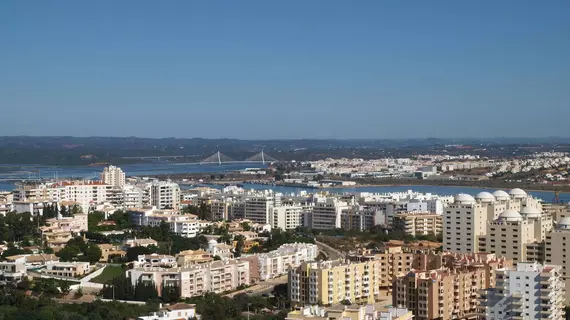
[479,262,565,320]
[286,305,413,320]
[150,181,180,210]
[308,198,350,230]
[272,205,304,230]
[394,212,442,237]
[246,243,318,281]
[443,193,488,253]
[0,261,26,281]
[392,253,510,320]
[100,165,126,187]
[176,250,214,267]
[5,254,59,267]
[123,184,144,208]
[97,244,126,262]
[44,261,90,278]
[127,259,250,298]
[129,207,211,238]
[348,246,444,292]
[136,303,197,320]
[478,209,551,265]
[135,254,177,268]
[206,239,233,260]
[244,195,274,224]
[289,259,382,306]
[123,238,158,249]
[545,217,570,302]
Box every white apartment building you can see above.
[150,181,180,210]
[480,262,565,320]
[134,254,177,268]
[123,184,144,208]
[271,205,303,230]
[309,198,349,230]
[100,165,126,187]
[127,259,250,298]
[129,208,210,238]
[244,195,274,224]
[247,243,318,281]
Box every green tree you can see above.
[84,244,102,264]
[234,235,246,258]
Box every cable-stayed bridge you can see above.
[171,151,278,165]
[121,150,278,165]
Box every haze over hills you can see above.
[0,136,569,166]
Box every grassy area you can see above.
[91,266,124,284]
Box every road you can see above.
[315,240,344,260]
[224,275,288,298]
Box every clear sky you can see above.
[1,1,569,139]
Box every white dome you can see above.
[558,217,570,230]
[509,188,527,198]
[208,239,218,245]
[498,210,523,222]
[454,193,476,204]
[475,192,496,202]
[520,206,541,218]
[493,190,510,201]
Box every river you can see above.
[0,164,568,203]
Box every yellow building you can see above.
[394,212,442,237]
[289,260,381,306]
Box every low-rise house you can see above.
[176,250,214,267]
[44,261,90,278]
[137,303,198,320]
[5,254,59,267]
[97,244,126,262]
[0,261,26,281]
[123,238,158,249]
[206,239,233,260]
[135,254,177,268]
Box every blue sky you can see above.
[1,1,569,139]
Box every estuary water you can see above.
[0,163,568,203]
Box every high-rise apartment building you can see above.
[394,212,443,237]
[479,208,551,265]
[289,260,381,306]
[545,217,570,302]
[244,195,274,224]
[479,262,565,319]
[150,181,180,209]
[444,189,541,254]
[392,253,510,320]
[308,198,349,230]
[271,205,303,230]
[100,165,126,187]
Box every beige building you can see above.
[393,253,511,320]
[444,190,541,254]
[348,245,443,292]
[44,261,90,278]
[244,195,274,225]
[545,216,570,302]
[479,262,565,320]
[289,259,381,306]
[127,259,250,298]
[479,208,551,265]
[176,249,214,267]
[100,165,126,187]
[97,244,126,262]
[394,212,442,237]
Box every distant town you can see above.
[0,151,569,319]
